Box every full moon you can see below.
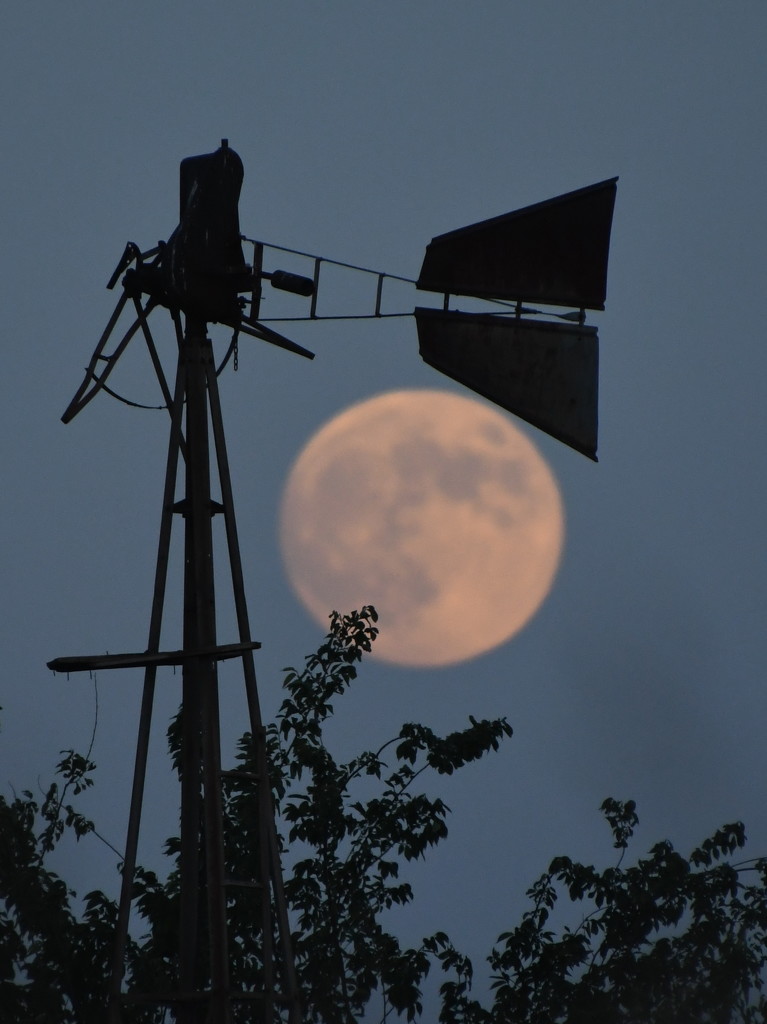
[279,389,564,668]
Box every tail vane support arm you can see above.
[236,317,315,360]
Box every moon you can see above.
[279,389,564,668]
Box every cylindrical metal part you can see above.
[269,269,315,297]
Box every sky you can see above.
[2,1,767,1012]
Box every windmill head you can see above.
[63,142,618,459]
[123,140,250,324]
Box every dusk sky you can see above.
[2,3,766,1012]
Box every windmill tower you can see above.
[49,141,617,1022]
[50,142,306,1023]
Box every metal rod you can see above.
[106,672,157,1023]
[61,290,130,423]
[205,361,260,709]
[258,312,412,322]
[178,333,203,1014]
[241,234,416,285]
[207,361,275,1019]
[179,319,231,1022]
[310,259,321,319]
[132,295,177,423]
[251,241,264,322]
[106,351,187,1023]
[207,356,302,1021]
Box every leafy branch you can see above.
[3,617,767,1023]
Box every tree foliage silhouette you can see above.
[2,608,767,1022]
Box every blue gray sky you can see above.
[2,2,767,1010]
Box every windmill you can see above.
[48,141,617,1022]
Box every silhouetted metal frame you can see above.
[51,312,303,1024]
[50,152,617,1024]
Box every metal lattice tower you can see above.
[48,139,618,1023]
[51,315,303,1021]
[49,144,304,1023]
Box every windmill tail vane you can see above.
[48,140,617,1022]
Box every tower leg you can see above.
[107,352,188,1024]
[104,318,302,1022]
[179,319,231,1022]
[207,356,303,1021]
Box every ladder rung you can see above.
[220,768,261,781]
[224,877,263,889]
[122,991,207,1005]
[121,988,292,1006]
[231,990,293,1005]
